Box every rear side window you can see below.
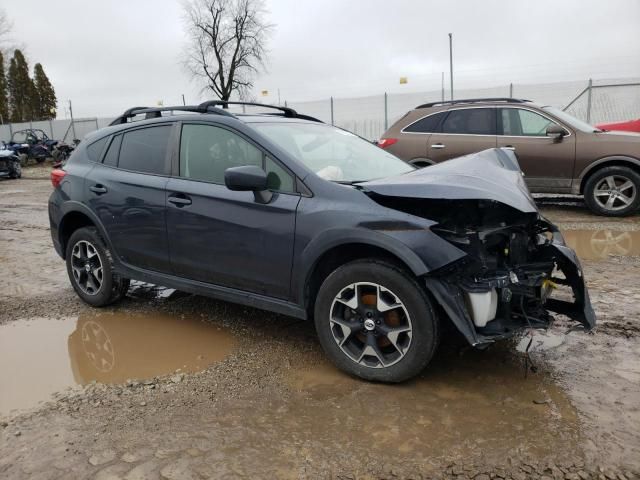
[102,135,122,167]
[403,112,447,133]
[86,137,109,162]
[179,124,263,184]
[118,125,171,175]
[441,108,496,135]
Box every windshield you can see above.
[542,106,600,133]
[252,122,414,182]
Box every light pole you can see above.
[448,33,454,101]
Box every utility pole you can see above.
[182,94,186,106]
[277,89,281,105]
[68,100,77,140]
[441,72,445,102]
[448,33,454,101]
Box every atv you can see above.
[7,129,75,166]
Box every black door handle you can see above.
[168,194,192,207]
[89,184,107,194]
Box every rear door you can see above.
[427,107,497,163]
[394,111,448,163]
[165,122,300,299]
[85,124,173,273]
[497,107,575,192]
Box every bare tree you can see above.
[0,8,14,49]
[183,0,273,101]
[0,8,13,43]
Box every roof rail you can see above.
[415,98,531,109]
[197,100,300,117]
[197,100,323,122]
[108,105,236,126]
[109,101,324,126]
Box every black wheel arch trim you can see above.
[56,201,120,263]
[293,226,467,306]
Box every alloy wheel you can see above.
[593,175,636,212]
[71,240,104,295]
[329,282,412,368]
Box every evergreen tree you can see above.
[0,51,9,123]
[33,63,56,120]
[7,49,31,122]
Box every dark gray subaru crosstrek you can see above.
[48,101,596,383]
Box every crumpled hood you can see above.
[359,148,538,213]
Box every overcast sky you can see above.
[2,0,639,118]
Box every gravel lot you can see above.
[1,165,639,479]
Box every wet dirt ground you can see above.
[1,168,639,479]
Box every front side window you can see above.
[265,156,294,192]
[253,122,413,183]
[441,108,496,135]
[180,124,263,184]
[501,108,556,136]
[118,125,171,175]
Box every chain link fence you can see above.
[1,77,638,143]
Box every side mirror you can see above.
[224,165,272,203]
[546,124,566,141]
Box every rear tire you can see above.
[65,227,130,307]
[584,166,640,216]
[314,260,439,383]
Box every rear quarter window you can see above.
[102,135,122,167]
[86,136,109,162]
[403,112,447,133]
[118,125,172,175]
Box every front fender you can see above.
[292,223,467,306]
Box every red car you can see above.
[597,119,640,133]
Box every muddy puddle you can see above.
[0,312,235,415]
[563,229,640,260]
[228,343,583,469]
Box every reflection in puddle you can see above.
[0,313,235,415]
[563,229,640,260]
[281,345,580,465]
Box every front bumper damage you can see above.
[360,149,596,346]
[424,220,596,347]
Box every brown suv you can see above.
[379,98,640,216]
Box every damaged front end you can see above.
[361,149,596,346]
[423,203,595,346]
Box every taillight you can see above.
[51,169,67,188]
[378,138,398,149]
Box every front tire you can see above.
[9,160,21,179]
[584,166,640,216]
[314,260,439,383]
[65,227,130,307]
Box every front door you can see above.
[427,107,497,163]
[497,107,576,192]
[166,123,300,299]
